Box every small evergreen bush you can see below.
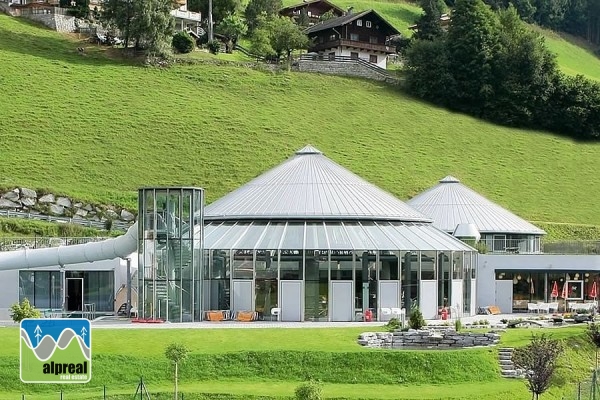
[295,380,322,400]
[207,39,221,54]
[409,306,426,330]
[172,31,195,54]
[384,317,401,332]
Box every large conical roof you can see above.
[205,146,431,222]
[407,175,546,235]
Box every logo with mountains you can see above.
[20,318,91,383]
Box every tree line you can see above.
[404,0,600,141]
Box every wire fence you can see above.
[563,370,600,400]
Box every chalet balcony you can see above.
[478,238,600,255]
[310,39,394,54]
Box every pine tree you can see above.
[414,0,446,41]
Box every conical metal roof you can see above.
[407,175,546,235]
[205,146,431,222]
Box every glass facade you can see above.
[496,270,600,312]
[19,270,114,312]
[138,187,204,322]
[203,220,476,321]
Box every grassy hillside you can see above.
[1,16,600,234]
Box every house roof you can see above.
[305,9,400,35]
[280,0,344,14]
[406,175,546,235]
[205,145,431,222]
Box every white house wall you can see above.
[331,47,388,69]
[477,254,600,310]
[0,256,132,321]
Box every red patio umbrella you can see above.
[590,281,598,299]
[562,282,569,299]
[551,281,558,298]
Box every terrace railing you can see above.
[0,236,109,251]
[479,237,600,255]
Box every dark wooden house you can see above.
[304,9,400,69]
[279,0,344,25]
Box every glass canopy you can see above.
[204,221,474,251]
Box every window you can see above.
[356,19,362,26]
[350,33,359,41]
[350,52,359,59]
[369,54,378,63]
[369,36,378,44]
[329,34,336,41]
[328,52,335,60]
[366,20,372,28]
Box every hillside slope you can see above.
[0,15,600,230]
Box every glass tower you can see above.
[138,187,204,322]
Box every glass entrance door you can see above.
[66,278,83,312]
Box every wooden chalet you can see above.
[304,9,399,69]
[279,0,344,25]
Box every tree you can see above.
[446,0,501,116]
[268,16,309,65]
[186,0,241,27]
[405,38,453,105]
[216,14,248,52]
[297,8,310,27]
[245,0,282,32]
[588,322,600,369]
[101,0,175,55]
[249,24,275,58]
[319,9,337,21]
[413,0,447,41]
[512,334,564,400]
[10,298,41,323]
[165,342,189,400]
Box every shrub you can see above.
[10,298,41,323]
[295,380,322,400]
[409,306,426,330]
[172,31,195,54]
[454,318,462,332]
[207,39,221,54]
[384,317,401,332]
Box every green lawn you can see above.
[2,16,600,237]
[0,326,594,399]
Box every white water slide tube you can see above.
[0,222,138,272]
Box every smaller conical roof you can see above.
[407,175,546,235]
[205,146,431,222]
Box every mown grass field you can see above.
[1,15,600,238]
[0,325,594,399]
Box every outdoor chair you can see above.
[379,307,392,321]
[527,303,539,313]
[537,303,550,313]
[270,307,281,321]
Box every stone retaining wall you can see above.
[0,187,135,226]
[358,329,501,349]
[22,12,76,32]
[297,59,394,83]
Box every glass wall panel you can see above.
[401,252,419,311]
[209,249,230,310]
[463,252,472,314]
[232,250,253,279]
[529,272,545,302]
[452,252,463,279]
[235,224,269,249]
[379,251,399,280]
[326,223,353,249]
[19,271,35,303]
[255,249,278,320]
[330,251,353,280]
[420,251,436,280]
[304,250,328,321]
[354,251,376,317]
[345,224,376,250]
[437,252,450,308]
[34,271,50,309]
[363,222,398,250]
[255,223,286,249]
[280,250,303,280]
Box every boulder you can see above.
[120,209,135,221]
[75,208,88,217]
[19,187,37,198]
[83,204,93,211]
[21,198,35,207]
[0,199,20,209]
[56,197,72,208]
[105,209,119,219]
[1,189,19,201]
[49,204,64,215]
[73,202,82,208]
[39,194,55,203]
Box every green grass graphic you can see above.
[21,336,91,383]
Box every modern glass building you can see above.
[137,187,204,322]
[202,146,477,321]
